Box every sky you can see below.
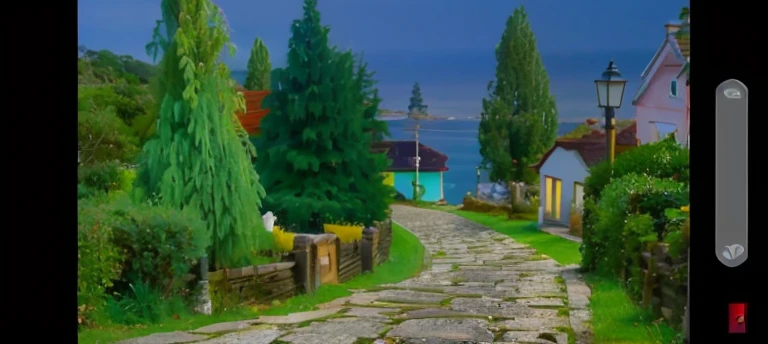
[78,0,688,70]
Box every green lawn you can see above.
[78,223,424,344]
[425,206,681,344]
[587,274,680,344]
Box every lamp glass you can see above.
[595,61,628,108]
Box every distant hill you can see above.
[78,46,157,85]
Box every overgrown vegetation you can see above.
[78,223,424,344]
[579,136,690,335]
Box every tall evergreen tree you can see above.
[356,55,389,141]
[408,82,428,117]
[258,0,390,232]
[244,38,271,90]
[138,0,271,269]
[479,6,558,183]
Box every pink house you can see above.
[632,22,690,146]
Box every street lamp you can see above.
[594,60,627,165]
[475,166,481,198]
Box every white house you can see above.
[532,123,639,226]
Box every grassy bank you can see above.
[422,206,680,344]
[78,223,424,344]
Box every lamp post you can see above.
[594,60,628,165]
[476,166,481,198]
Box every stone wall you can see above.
[641,243,688,328]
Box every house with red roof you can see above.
[372,141,449,202]
[631,21,689,146]
[531,123,639,226]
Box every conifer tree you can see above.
[258,0,390,232]
[408,82,428,117]
[356,56,389,141]
[479,6,558,183]
[138,0,271,269]
[244,38,271,90]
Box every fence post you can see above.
[293,235,314,294]
[194,256,212,315]
[361,227,378,272]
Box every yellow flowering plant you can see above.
[323,222,364,243]
[272,226,295,252]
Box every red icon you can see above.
[728,303,748,334]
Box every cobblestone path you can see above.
[118,205,592,344]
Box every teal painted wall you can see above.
[394,172,442,202]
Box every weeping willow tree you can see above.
[137,0,272,269]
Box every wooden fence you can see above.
[640,243,688,328]
[198,216,394,311]
[208,261,300,308]
[338,241,363,283]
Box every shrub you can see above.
[622,213,656,300]
[462,195,512,214]
[569,201,583,237]
[584,137,689,201]
[109,199,210,297]
[581,174,688,274]
[78,108,140,164]
[77,196,125,326]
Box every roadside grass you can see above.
[418,205,681,344]
[587,274,680,344]
[78,223,424,344]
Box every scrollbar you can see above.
[715,79,748,268]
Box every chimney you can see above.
[665,21,681,34]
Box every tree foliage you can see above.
[479,6,558,183]
[137,0,271,269]
[407,82,428,117]
[356,55,389,141]
[257,0,391,233]
[244,38,272,90]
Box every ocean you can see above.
[233,50,649,204]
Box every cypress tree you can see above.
[244,38,271,91]
[138,0,271,269]
[479,6,558,183]
[258,0,390,232]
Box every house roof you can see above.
[632,28,687,105]
[373,140,449,172]
[532,121,638,172]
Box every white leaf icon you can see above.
[724,244,745,260]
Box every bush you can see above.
[77,195,210,326]
[77,196,125,326]
[78,108,140,164]
[78,163,136,199]
[584,137,689,201]
[108,199,210,297]
[622,213,656,300]
[462,195,512,214]
[581,174,688,274]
